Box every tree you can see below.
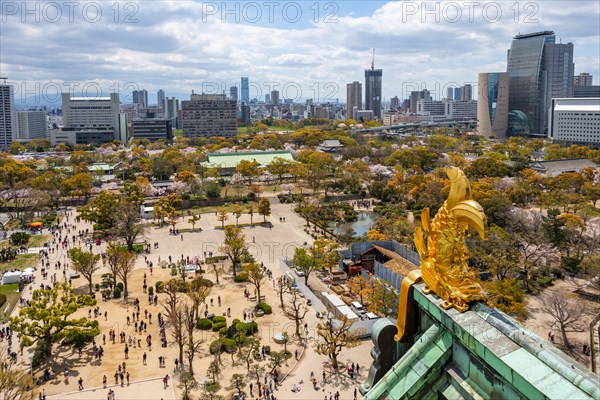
[179,371,198,400]
[117,249,137,300]
[315,314,359,370]
[268,350,290,374]
[207,359,221,382]
[244,263,266,303]
[68,248,101,294]
[9,283,99,358]
[162,279,186,366]
[258,197,271,223]
[187,277,211,320]
[236,160,261,184]
[292,247,321,286]
[232,204,243,227]
[364,279,397,318]
[227,374,246,397]
[347,276,369,304]
[282,284,309,338]
[0,349,34,400]
[183,303,203,377]
[153,193,182,227]
[312,237,339,274]
[540,291,584,349]
[247,205,255,226]
[112,199,147,252]
[78,190,119,230]
[485,278,526,319]
[220,225,247,277]
[188,214,201,232]
[267,157,291,184]
[275,276,292,311]
[237,337,260,371]
[217,207,228,229]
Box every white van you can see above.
[365,312,379,320]
[351,301,365,314]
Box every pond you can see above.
[334,212,379,237]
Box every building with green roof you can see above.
[202,150,294,173]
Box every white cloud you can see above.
[1,0,598,106]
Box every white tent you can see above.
[23,267,35,274]
[1,271,22,285]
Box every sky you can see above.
[1,0,599,107]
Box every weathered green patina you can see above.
[361,282,600,399]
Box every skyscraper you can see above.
[446,87,454,100]
[16,111,47,140]
[133,89,148,109]
[230,86,238,101]
[454,88,462,101]
[346,81,362,120]
[507,31,574,135]
[61,93,121,144]
[157,90,165,109]
[574,73,593,86]
[270,90,280,105]
[182,94,237,137]
[461,84,473,101]
[241,77,249,104]
[0,83,16,151]
[409,90,432,114]
[477,72,509,139]
[365,68,382,119]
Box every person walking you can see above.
[78,377,84,390]
[126,371,130,386]
[102,375,107,388]
[163,374,169,389]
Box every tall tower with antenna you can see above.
[365,49,383,119]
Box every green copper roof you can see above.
[203,150,294,169]
[362,283,600,400]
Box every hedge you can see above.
[113,288,121,299]
[212,322,227,332]
[196,318,213,330]
[234,272,248,283]
[223,338,237,353]
[155,281,164,293]
[213,316,226,324]
[219,327,228,336]
[0,293,6,308]
[235,321,259,336]
[256,302,272,314]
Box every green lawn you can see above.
[0,283,21,318]
[28,234,51,248]
[0,254,38,273]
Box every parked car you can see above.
[294,268,305,277]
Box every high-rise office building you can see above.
[132,119,173,142]
[0,83,17,151]
[507,31,574,135]
[133,89,148,109]
[230,86,238,101]
[265,94,271,103]
[157,90,165,109]
[346,81,362,119]
[61,93,121,144]
[477,72,509,139]
[409,90,432,114]
[241,77,249,104]
[454,87,462,101]
[446,87,454,100]
[16,111,47,140]
[574,73,593,86]
[365,68,382,118]
[390,96,400,109]
[271,90,280,105]
[182,94,237,138]
[461,84,473,101]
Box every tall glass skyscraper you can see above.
[507,31,574,135]
[365,69,382,119]
[240,77,249,104]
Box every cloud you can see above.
[1,0,598,106]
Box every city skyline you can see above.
[1,1,599,107]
